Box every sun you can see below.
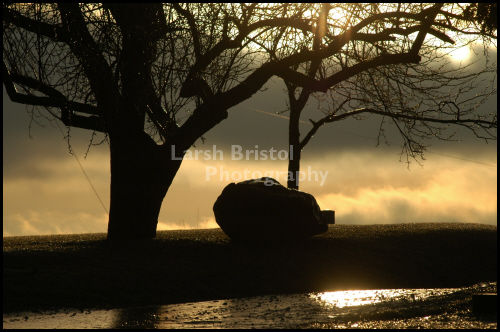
[449,45,471,62]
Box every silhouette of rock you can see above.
[213,177,329,242]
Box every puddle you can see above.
[310,288,458,308]
[3,285,495,329]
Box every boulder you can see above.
[213,177,330,242]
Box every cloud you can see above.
[315,155,497,225]
[197,74,497,164]
[3,129,497,237]
[157,217,219,231]
[3,50,497,237]
[158,149,497,231]
[3,211,108,237]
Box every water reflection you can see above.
[3,284,495,329]
[2,309,115,329]
[311,288,459,308]
[111,306,162,329]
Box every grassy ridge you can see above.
[3,223,497,313]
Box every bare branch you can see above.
[3,62,98,115]
[57,3,118,111]
[3,6,68,43]
[322,107,496,132]
[410,4,443,55]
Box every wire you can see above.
[55,121,109,215]
[70,149,109,215]
[425,151,497,167]
[241,106,497,168]
[51,103,495,213]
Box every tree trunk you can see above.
[287,101,302,190]
[107,131,182,239]
[287,143,301,190]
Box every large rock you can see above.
[213,177,329,242]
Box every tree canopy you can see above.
[4,4,496,152]
[270,4,497,189]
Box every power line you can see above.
[50,103,495,212]
[55,122,109,215]
[425,150,497,167]
[242,106,497,168]
[70,149,109,215]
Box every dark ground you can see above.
[3,223,497,314]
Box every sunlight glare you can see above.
[329,7,346,23]
[449,45,471,62]
[310,288,460,309]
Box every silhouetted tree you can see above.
[262,4,497,189]
[3,4,497,237]
[463,3,497,35]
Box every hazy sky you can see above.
[3,49,497,237]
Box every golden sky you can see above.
[3,109,497,237]
[3,48,497,237]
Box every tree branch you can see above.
[179,16,319,98]
[323,107,496,128]
[179,6,450,99]
[349,8,432,35]
[172,4,201,59]
[310,53,422,93]
[57,3,118,112]
[183,53,422,138]
[382,26,454,44]
[3,6,69,43]
[3,62,99,116]
[176,4,461,147]
[300,120,322,150]
[4,61,106,132]
[410,4,443,55]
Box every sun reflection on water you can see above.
[310,288,460,308]
[5,285,492,329]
